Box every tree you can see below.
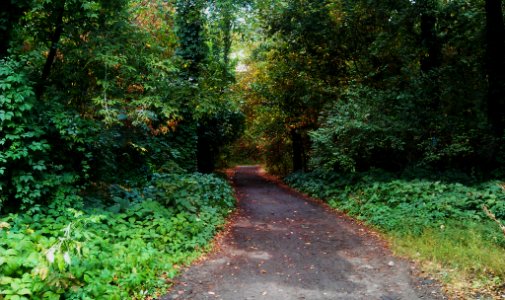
[36,0,66,100]
[485,0,505,137]
[419,0,441,74]
[418,0,442,111]
[0,1,31,58]
[253,0,342,172]
[174,0,246,173]
[175,0,207,77]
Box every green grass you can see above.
[391,221,505,291]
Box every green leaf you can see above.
[0,277,13,285]
[17,288,31,295]
[1,289,14,295]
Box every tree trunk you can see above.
[420,11,440,73]
[196,136,215,174]
[485,0,505,136]
[419,0,441,110]
[291,129,304,172]
[175,0,208,171]
[36,0,66,101]
[175,0,206,77]
[222,16,233,68]
[0,2,27,58]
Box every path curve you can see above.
[161,166,445,300]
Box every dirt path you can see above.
[161,166,445,300]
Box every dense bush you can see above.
[147,173,236,212]
[0,58,84,214]
[309,85,413,172]
[0,173,235,299]
[285,169,505,239]
[309,82,500,173]
[0,58,45,212]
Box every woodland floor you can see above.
[161,166,447,300]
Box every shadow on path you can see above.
[161,166,445,300]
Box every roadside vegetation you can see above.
[285,170,505,296]
[0,173,234,299]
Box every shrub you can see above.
[0,172,235,299]
[285,169,505,239]
[0,58,52,212]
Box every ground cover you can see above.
[0,173,235,299]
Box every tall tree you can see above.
[36,0,66,100]
[0,0,30,58]
[175,0,243,173]
[173,0,207,172]
[419,0,441,110]
[257,0,341,172]
[485,0,505,136]
[175,0,207,77]
[419,0,441,73]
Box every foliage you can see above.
[309,85,412,172]
[239,0,501,175]
[197,107,245,172]
[286,170,505,233]
[3,0,504,297]
[246,0,342,172]
[0,57,84,214]
[0,0,246,206]
[148,173,236,212]
[309,81,498,172]
[175,0,208,74]
[0,58,44,211]
[0,173,235,299]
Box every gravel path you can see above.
[161,166,445,300]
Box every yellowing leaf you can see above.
[0,221,10,229]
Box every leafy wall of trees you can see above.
[245,0,505,175]
[0,0,246,213]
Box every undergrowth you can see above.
[285,169,505,296]
[0,173,235,299]
[391,222,505,294]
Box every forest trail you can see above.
[161,166,445,300]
